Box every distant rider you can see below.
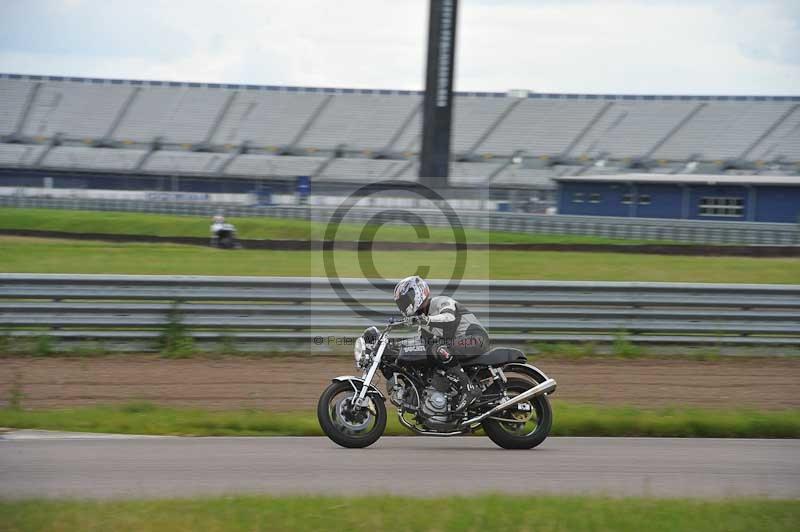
[210,215,226,237]
[210,215,237,248]
[393,275,490,410]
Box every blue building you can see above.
[554,174,800,223]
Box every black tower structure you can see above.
[419,0,458,188]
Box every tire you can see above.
[317,380,387,448]
[482,376,553,450]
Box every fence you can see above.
[1,195,798,245]
[1,274,798,350]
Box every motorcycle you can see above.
[317,318,557,449]
[210,222,240,249]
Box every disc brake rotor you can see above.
[497,397,534,432]
[510,401,533,422]
[334,395,372,431]
[508,411,533,426]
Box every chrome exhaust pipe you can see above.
[396,410,465,437]
[462,378,557,427]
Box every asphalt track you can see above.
[1,433,798,499]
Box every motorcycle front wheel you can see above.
[317,380,387,448]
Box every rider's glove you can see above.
[402,315,429,327]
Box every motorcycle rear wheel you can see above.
[317,380,387,448]
[482,377,553,449]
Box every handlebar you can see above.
[383,316,414,333]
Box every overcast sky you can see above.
[1,0,798,95]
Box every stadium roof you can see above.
[2,73,798,102]
[553,173,800,186]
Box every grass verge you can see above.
[1,495,798,532]
[4,339,798,359]
[0,206,678,244]
[1,402,798,438]
[2,236,798,282]
[0,495,800,532]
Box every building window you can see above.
[621,194,652,205]
[572,192,585,203]
[699,197,744,217]
[589,193,601,203]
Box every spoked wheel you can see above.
[317,380,387,448]
[482,376,553,449]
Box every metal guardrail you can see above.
[1,274,798,348]
[1,195,798,245]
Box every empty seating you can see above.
[448,161,504,185]
[746,106,800,161]
[0,75,797,190]
[0,79,35,136]
[114,87,228,145]
[394,161,419,180]
[480,99,605,157]
[212,91,329,148]
[387,108,422,154]
[492,166,557,187]
[224,154,324,177]
[451,96,509,154]
[319,158,414,182]
[298,94,419,152]
[553,165,587,177]
[568,101,697,159]
[0,142,45,166]
[40,146,144,171]
[22,82,131,141]
[143,151,226,174]
[4,77,798,162]
[653,102,790,161]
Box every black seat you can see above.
[461,347,527,367]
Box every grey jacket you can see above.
[419,296,489,355]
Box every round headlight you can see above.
[353,337,366,364]
[362,326,380,345]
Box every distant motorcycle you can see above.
[210,218,240,249]
[317,318,557,449]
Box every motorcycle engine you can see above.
[420,373,460,431]
[387,372,463,431]
[421,389,448,416]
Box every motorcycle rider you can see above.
[210,215,240,248]
[210,215,225,245]
[393,275,489,411]
[210,214,225,232]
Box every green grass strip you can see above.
[1,495,798,532]
[0,206,678,244]
[3,237,798,282]
[1,402,798,438]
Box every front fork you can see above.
[355,338,387,407]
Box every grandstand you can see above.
[0,74,798,195]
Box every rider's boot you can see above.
[432,344,481,413]
[446,364,482,413]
